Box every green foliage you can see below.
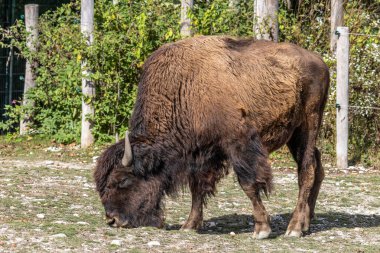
[277,0,380,165]
[191,0,254,36]
[1,0,181,144]
[89,0,180,142]
[0,104,22,133]
[0,0,379,165]
[344,1,380,164]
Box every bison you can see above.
[94,36,329,239]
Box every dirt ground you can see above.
[0,146,379,252]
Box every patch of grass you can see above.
[1,155,380,252]
[0,135,102,163]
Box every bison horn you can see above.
[122,131,133,167]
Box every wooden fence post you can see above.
[336,26,349,170]
[180,0,193,38]
[331,0,344,52]
[80,0,95,148]
[254,0,279,42]
[20,4,39,135]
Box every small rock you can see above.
[92,156,99,162]
[51,233,67,238]
[36,214,45,219]
[45,147,62,152]
[111,240,122,246]
[76,221,89,225]
[230,232,236,237]
[147,241,160,247]
[208,221,217,227]
[53,220,68,224]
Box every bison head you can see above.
[94,132,165,228]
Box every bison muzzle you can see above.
[94,36,329,239]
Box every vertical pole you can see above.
[113,0,119,142]
[8,48,13,105]
[331,0,344,52]
[336,26,349,170]
[81,0,95,148]
[254,0,279,42]
[180,0,193,38]
[20,4,39,135]
[8,0,16,105]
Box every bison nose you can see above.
[105,211,118,227]
[107,217,116,226]
[105,211,129,228]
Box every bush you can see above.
[0,0,379,165]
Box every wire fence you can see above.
[334,31,379,114]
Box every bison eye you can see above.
[118,178,133,189]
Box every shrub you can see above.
[0,0,379,165]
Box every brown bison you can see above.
[94,36,329,239]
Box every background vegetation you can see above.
[0,0,379,166]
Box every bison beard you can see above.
[94,36,330,239]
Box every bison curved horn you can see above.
[121,131,133,167]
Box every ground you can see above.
[0,139,379,252]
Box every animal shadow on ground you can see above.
[166,212,380,238]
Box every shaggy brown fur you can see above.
[94,36,329,238]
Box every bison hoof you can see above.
[252,229,271,240]
[284,229,302,237]
[180,221,203,231]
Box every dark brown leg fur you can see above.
[181,170,222,230]
[228,129,273,239]
[286,113,324,237]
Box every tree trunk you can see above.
[180,0,193,38]
[331,0,344,52]
[254,0,279,42]
[20,4,39,135]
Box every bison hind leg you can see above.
[285,113,325,237]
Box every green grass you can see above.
[0,162,379,252]
[0,140,379,252]
[0,135,100,163]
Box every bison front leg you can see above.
[181,179,204,230]
[239,181,271,239]
[229,130,273,239]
